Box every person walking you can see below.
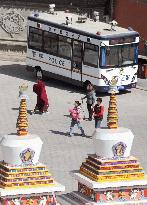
[32,78,49,114]
[69,101,85,137]
[81,84,96,121]
[93,97,104,128]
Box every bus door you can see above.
[71,40,83,83]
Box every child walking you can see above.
[69,101,85,137]
[93,98,104,128]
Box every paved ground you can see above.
[137,78,147,90]
[0,61,147,204]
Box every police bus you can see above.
[26,10,139,92]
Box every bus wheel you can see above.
[83,80,91,91]
[35,66,43,80]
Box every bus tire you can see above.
[35,66,43,80]
[83,80,91,91]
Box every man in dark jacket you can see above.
[82,84,96,121]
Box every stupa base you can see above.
[0,182,65,205]
[71,171,147,204]
[68,191,147,205]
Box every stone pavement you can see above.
[0,61,147,204]
[137,78,147,90]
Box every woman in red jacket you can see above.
[33,79,49,114]
[93,97,104,128]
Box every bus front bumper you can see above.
[97,83,136,92]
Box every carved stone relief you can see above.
[0,9,26,38]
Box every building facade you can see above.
[113,0,147,58]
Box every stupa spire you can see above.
[107,77,119,129]
[16,98,28,136]
[107,93,118,129]
[16,83,29,136]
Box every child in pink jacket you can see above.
[69,101,85,137]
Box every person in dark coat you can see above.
[81,84,96,121]
[32,79,49,114]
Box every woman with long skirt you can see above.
[32,79,49,114]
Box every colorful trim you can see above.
[80,167,144,182]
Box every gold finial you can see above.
[108,76,119,94]
[111,76,118,86]
[16,98,28,136]
[19,83,29,99]
[19,83,28,92]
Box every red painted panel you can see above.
[113,0,147,52]
[95,192,100,202]
[144,189,147,197]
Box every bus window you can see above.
[43,31,58,55]
[28,27,42,50]
[121,44,138,65]
[100,44,138,67]
[83,43,98,67]
[106,46,119,66]
[73,41,82,58]
[72,40,83,70]
[58,36,72,59]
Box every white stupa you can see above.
[0,84,65,205]
[71,79,147,204]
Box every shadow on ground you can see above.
[0,63,132,96]
[0,64,84,94]
[8,133,17,135]
[49,129,92,138]
[11,107,19,111]
[11,107,33,115]
[58,192,78,205]
[58,191,92,205]
[136,87,147,92]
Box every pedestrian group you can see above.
[31,77,104,137]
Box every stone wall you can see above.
[0,2,49,60]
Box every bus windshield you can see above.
[100,43,138,68]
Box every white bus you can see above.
[26,11,139,92]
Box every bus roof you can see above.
[28,11,139,40]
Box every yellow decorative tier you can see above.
[16,98,28,136]
[0,161,54,189]
[80,155,145,182]
[107,93,118,129]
